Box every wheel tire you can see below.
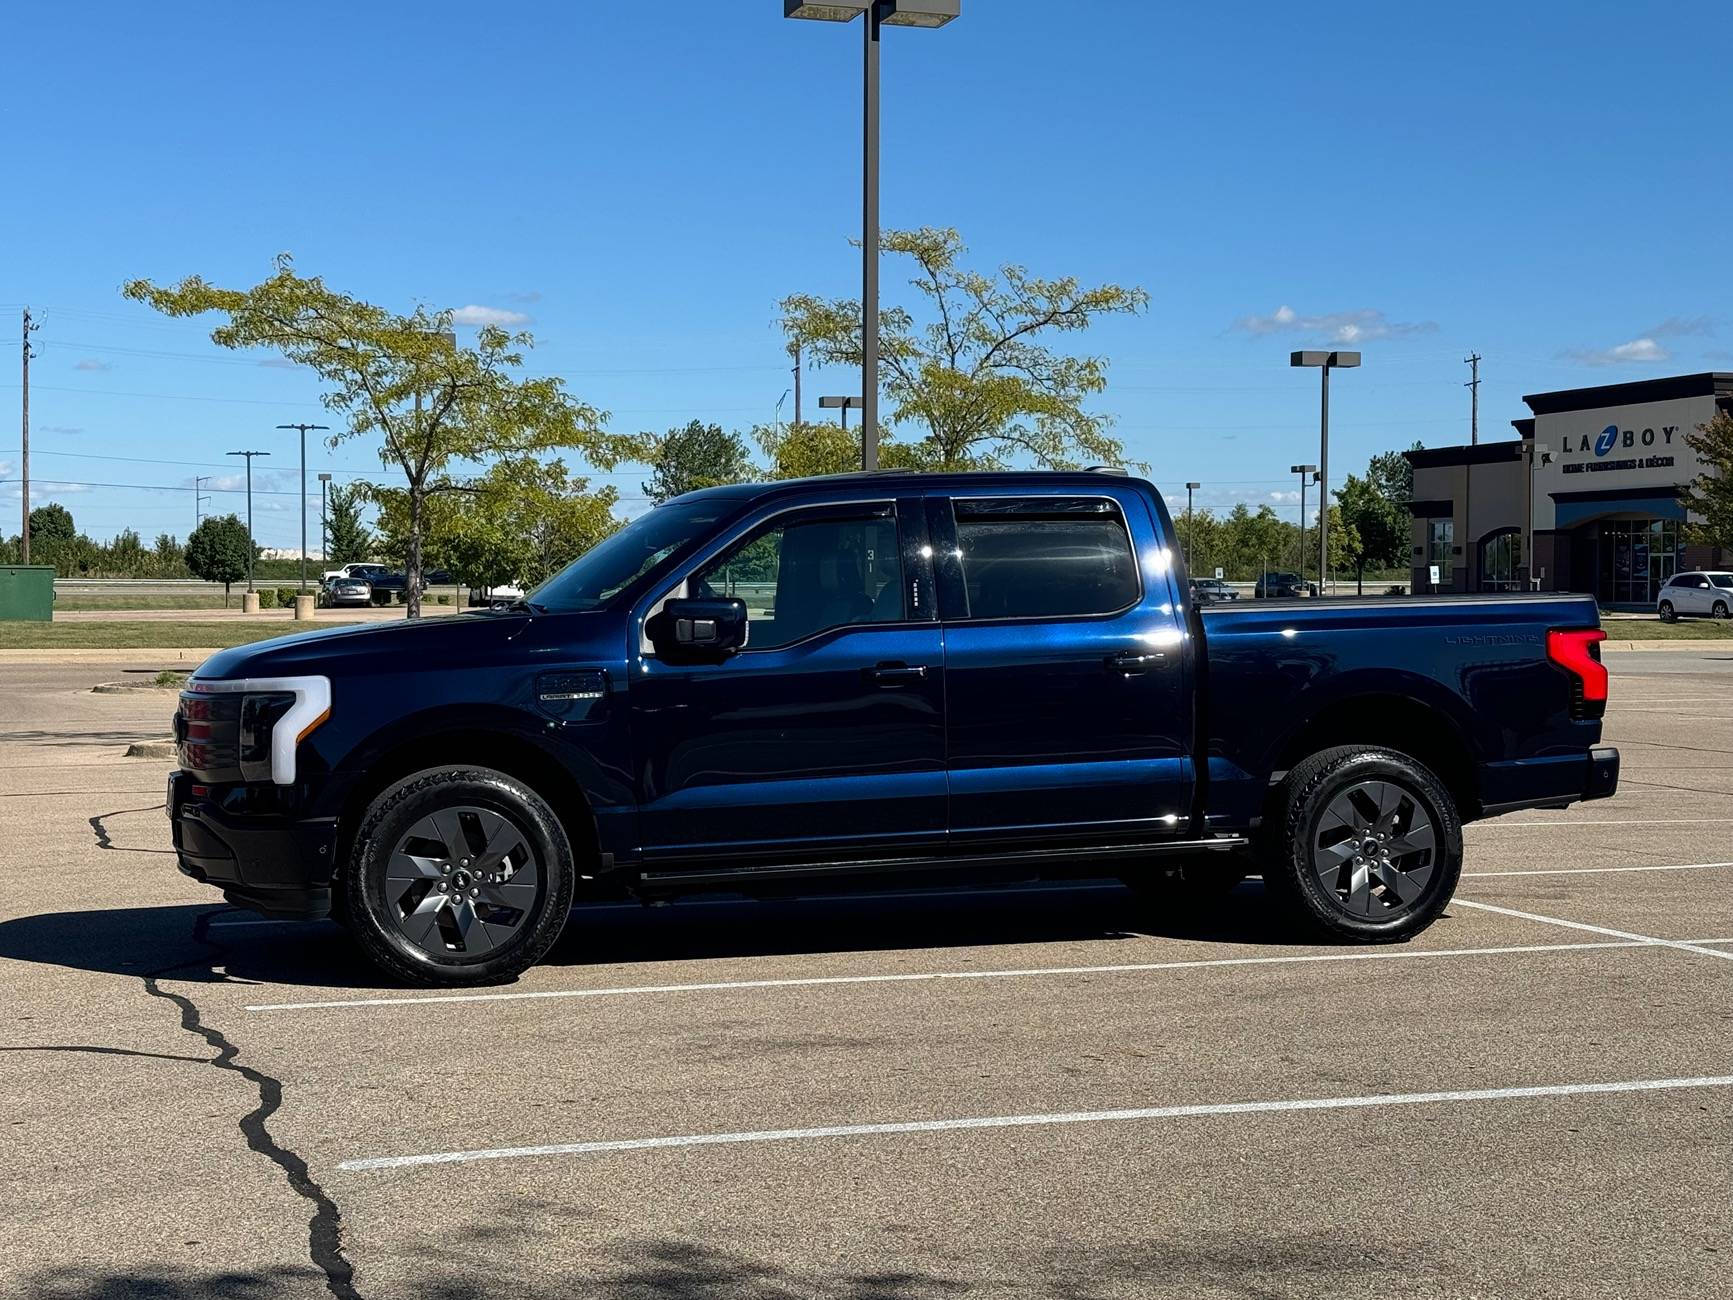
[344,766,576,986]
[1260,746,1462,943]
[1715,602,1729,620]
[1120,859,1247,908]
[1658,601,1676,623]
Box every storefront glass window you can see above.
[1480,531,1523,591]
[1595,519,1678,604]
[1428,519,1454,571]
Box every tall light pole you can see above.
[820,394,862,432]
[784,0,961,471]
[1290,464,1317,585]
[1291,350,1360,595]
[276,423,328,594]
[227,450,270,593]
[318,472,333,567]
[1184,482,1201,571]
[774,389,790,444]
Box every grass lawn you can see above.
[52,594,236,611]
[1603,619,1733,639]
[0,621,365,649]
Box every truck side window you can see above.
[690,510,903,650]
[951,498,1140,620]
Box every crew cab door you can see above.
[628,495,944,864]
[928,485,1193,846]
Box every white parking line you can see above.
[336,1074,1733,1172]
[1467,819,1733,828]
[1463,861,1733,878]
[243,938,1686,1013]
[1452,899,1733,963]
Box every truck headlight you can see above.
[179,675,331,785]
[239,692,299,783]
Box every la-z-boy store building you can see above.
[1408,372,1733,606]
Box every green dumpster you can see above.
[0,566,56,621]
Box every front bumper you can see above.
[168,771,337,919]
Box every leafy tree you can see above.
[152,533,186,572]
[324,483,374,566]
[780,227,1148,470]
[641,420,755,504]
[28,503,76,544]
[1335,473,1407,594]
[1683,412,1733,550]
[185,514,256,606]
[753,420,929,480]
[1367,444,1418,507]
[123,255,625,618]
[390,457,620,594]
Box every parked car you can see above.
[320,576,373,608]
[321,561,390,585]
[1190,578,1239,604]
[169,470,1618,985]
[1656,571,1733,621]
[471,582,526,608]
[1255,570,1313,599]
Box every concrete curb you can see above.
[124,738,178,759]
[0,649,220,664]
[1602,640,1733,652]
[91,682,184,694]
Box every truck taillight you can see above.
[1547,627,1608,718]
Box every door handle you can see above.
[865,662,929,686]
[1105,650,1167,674]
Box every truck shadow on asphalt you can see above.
[0,881,1290,993]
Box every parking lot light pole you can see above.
[1290,464,1318,586]
[819,394,862,432]
[784,0,961,471]
[1185,482,1201,570]
[1291,350,1360,594]
[318,472,332,568]
[277,423,329,594]
[226,450,270,593]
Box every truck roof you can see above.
[674,468,1151,506]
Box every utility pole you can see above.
[792,343,802,428]
[276,423,328,594]
[227,451,270,592]
[318,472,332,568]
[20,308,38,564]
[1465,352,1481,445]
[193,476,211,531]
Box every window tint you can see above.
[690,510,903,650]
[1712,575,1733,589]
[952,499,1139,620]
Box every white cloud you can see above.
[38,424,82,434]
[1650,316,1715,339]
[73,358,112,372]
[1561,336,1670,367]
[259,356,300,370]
[503,290,542,305]
[1269,489,1301,504]
[1234,305,1438,344]
[450,304,531,327]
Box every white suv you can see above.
[1657,571,1733,621]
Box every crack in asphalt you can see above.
[0,1045,213,1065]
[139,910,365,1299]
[88,803,172,853]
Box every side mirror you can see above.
[646,597,748,662]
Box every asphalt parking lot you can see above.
[3,653,1730,1299]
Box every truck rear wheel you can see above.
[344,766,576,986]
[1262,746,1461,943]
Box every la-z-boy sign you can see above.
[1556,422,1677,476]
[1530,394,1715,530]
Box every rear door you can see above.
[928,484,1194,848]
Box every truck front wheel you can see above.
[1262,746,1462,943]
[344,766,576,985]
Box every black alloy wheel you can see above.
[346,767,575,985]
[1262,746,1462,942]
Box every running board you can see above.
[638,836,1250,887]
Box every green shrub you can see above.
[256,588,279,609]
[434,594,451,605]
[277,587,298,607]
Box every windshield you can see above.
[1713,575,1733,589]
[530,498,741,613]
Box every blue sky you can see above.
[2,0,1728,548]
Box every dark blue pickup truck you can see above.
[168,470,1618,984]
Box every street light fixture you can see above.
[1290,464,1318,586]
[1290,350,1360,595]
[277,423,329,595]
[1184,482,1201,571]
[819,394,863,431]
[318,472,333,570]
[227,450,270,593]
[784,0,961,471]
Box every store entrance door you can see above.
[1594,518,1679,605]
